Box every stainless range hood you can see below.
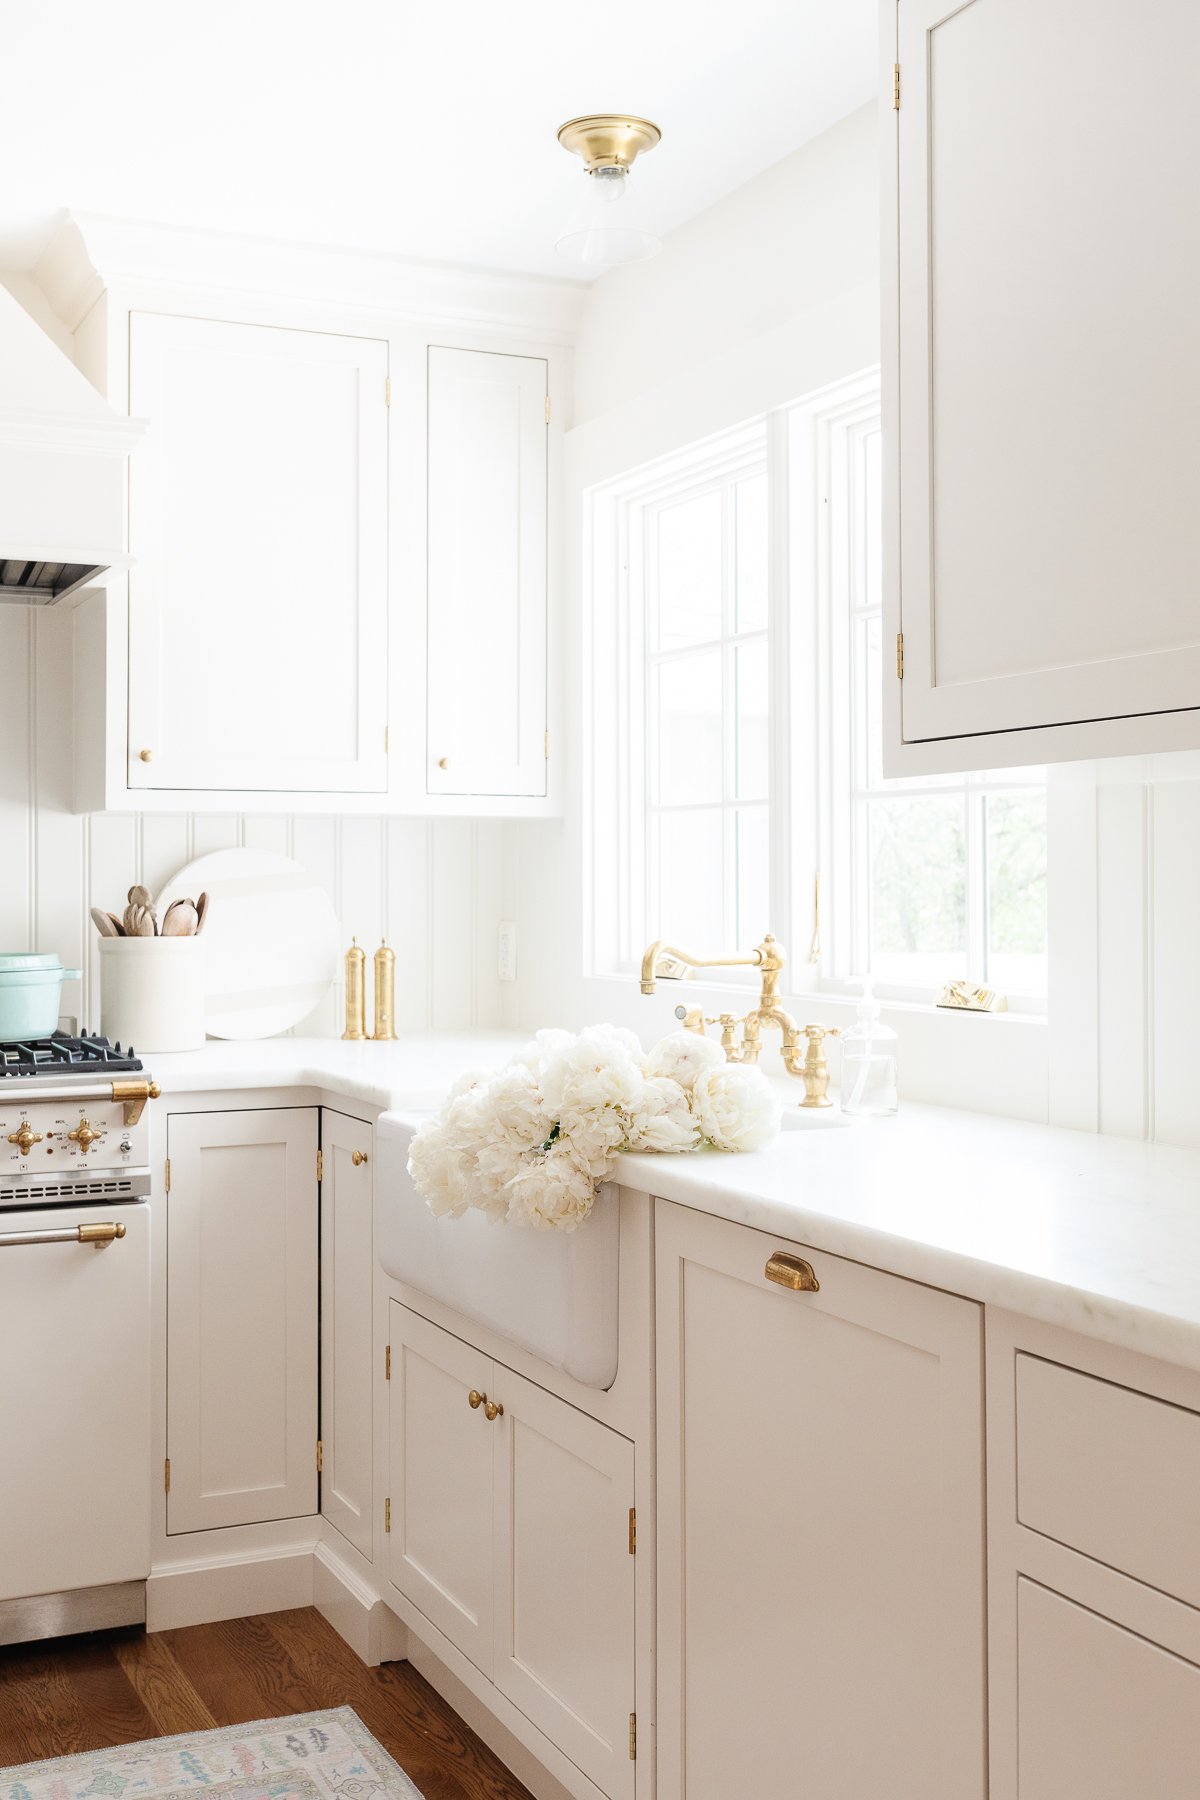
[0,282,142,605]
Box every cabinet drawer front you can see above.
[1017,1580,1200,1800]
[1016,1354,1200,1607]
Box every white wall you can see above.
[0,607,505,1039]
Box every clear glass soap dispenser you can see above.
[840,976,898,1117]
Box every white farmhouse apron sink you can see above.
[375,1116,620,1389]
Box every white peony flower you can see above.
[504,1142,602,1232]
[626,1075,701,1153]
[691,1063,781,1151]
[645,1029,727,1093]
[511,1028,575,1075]
[541,1027,647,1128]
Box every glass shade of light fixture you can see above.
[555,114,663,270]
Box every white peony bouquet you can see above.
[407,1025,781,1233]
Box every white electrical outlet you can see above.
[497,920,517,982]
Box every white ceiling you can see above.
[3,0,876,282]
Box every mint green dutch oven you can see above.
[0,952,83,1041]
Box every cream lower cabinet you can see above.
[987,1312,1200,1798]
[319,1110,374,1560]
[387,1302,636,1800]
[166,1108,318,1533]
[656,1200,986,1800]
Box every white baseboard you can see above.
[146,1543,315,1633]
[313,1537,407,1668]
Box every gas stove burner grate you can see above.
[0,1033,145,1078]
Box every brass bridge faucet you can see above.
[640,933,839,1108]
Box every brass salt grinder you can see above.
[342,937,397,1041]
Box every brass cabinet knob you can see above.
[7,1124,44,1156]
[468,1389,486,1410]
[484,1399,504,1422]
[764,1252,820,1292]
[437,757,449,770]
[139,748,153,763]
[68,1119,103,1152]
[351,1150,369,1167]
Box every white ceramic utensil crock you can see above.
[99,936,205,1052]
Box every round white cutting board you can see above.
[156,849,339,1040]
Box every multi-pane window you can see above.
[588,383,1048,1013]
[639,453,770,957]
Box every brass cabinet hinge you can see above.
[893,62,901,108]
[385,1344,392,1380]
[316,1439,323,1473]
[317,1148,324,1183]
[629,1714,636,1761]
[628,1507,636,1555]
[385,1497,392,1533]
[384,726,389,754]
[544,394,551,425]
[896,632,905,680]
[164,1456,171,1494]
[385,376,392,408]
[164,1157,170,1193]
[544,729,550,760]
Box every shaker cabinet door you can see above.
[655,1200,986,1800]
[128,313,389,794]
[387,1301,496,1676]
[426,346,548,798]
[891,0,1200,761]
[166,1108,318,1533]
[493,1368,636,1800]
[319,1110,374,1560]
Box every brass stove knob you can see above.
[7,1124,44,1156]
[68,1119,103,1152]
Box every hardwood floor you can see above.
[0,1608,533,1800]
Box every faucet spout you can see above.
[640,939,765,995]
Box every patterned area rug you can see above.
[0,1707,423,1800]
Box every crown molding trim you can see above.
[32,212,585,342]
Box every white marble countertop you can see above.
[150,1035,1200,1373]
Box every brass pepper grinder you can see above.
[342,939,367,1041]
[373,939,398,1042]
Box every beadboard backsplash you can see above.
[0,608,506,1039]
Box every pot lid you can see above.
[0,950,65,973]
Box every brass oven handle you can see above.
[484,1400,504,1422]
[468,1389,487,1410]
[764,1252,820,1292]
[0,1221,127,1249]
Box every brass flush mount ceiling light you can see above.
[555,114,663,269]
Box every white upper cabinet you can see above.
[127,314,389,795]
[425,346,549,799]
[886,0,1200,771]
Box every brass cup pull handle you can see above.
[765,1252,820,1293]
[484,1400,504,1422]
[351,1150,368,1167]
[468,1389,486,1410]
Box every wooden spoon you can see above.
[105,912,127,937]
[161,897,199,937]
[194,891,209,934]
[90,906,119,938]
[124,883,157,937]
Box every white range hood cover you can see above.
[0,282,143,604]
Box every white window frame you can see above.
[585,420,771,987]
[585,375,1048,1019]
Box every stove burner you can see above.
[0,1033,145,1078]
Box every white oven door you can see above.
[0,1204,151,1602]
